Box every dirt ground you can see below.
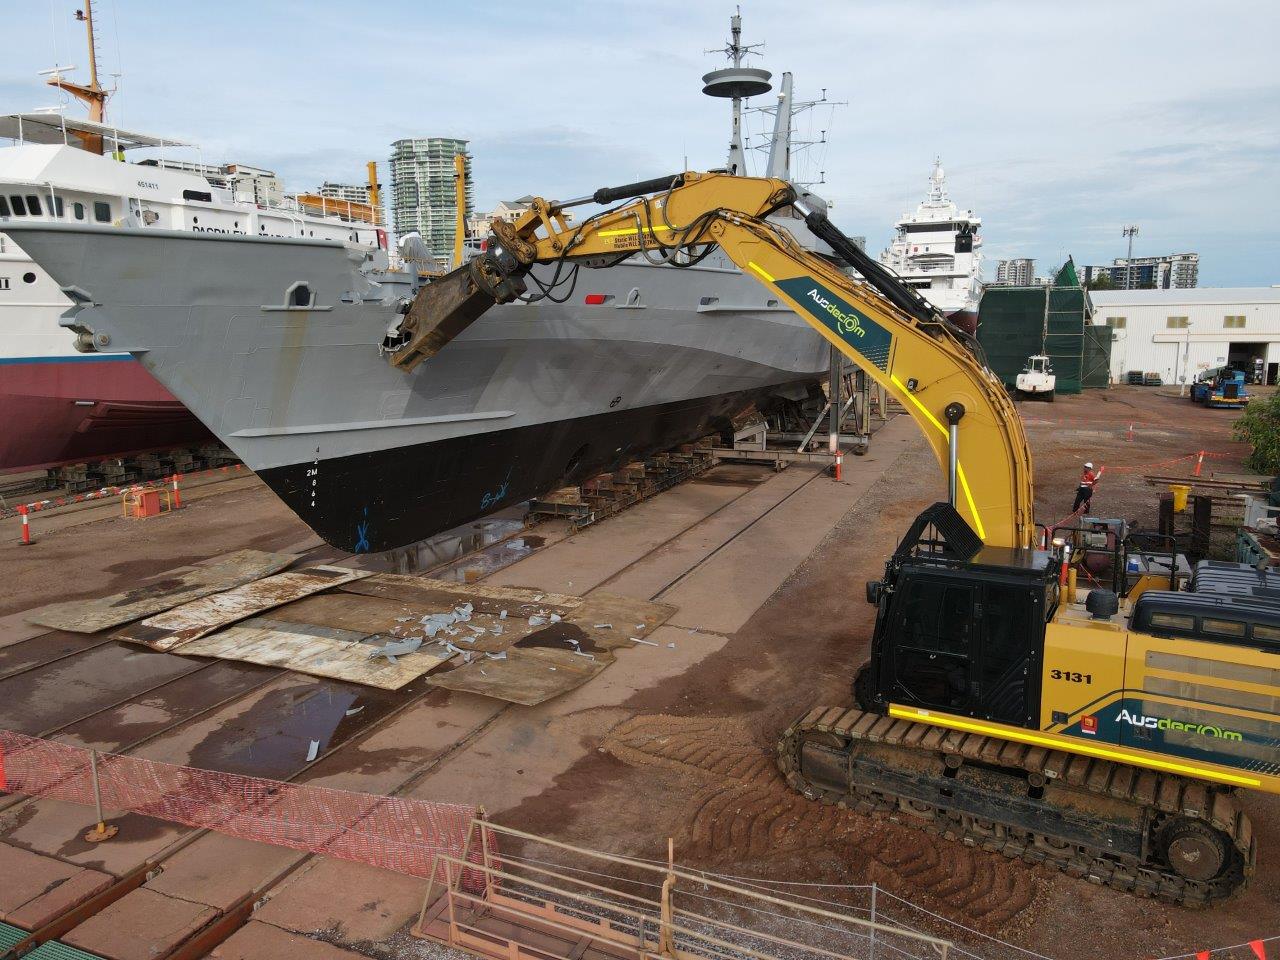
[0,385,1271,960]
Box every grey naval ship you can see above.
[8,17,838,553]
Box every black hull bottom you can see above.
[259,384,814,553]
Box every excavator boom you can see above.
[386,170,1035,549]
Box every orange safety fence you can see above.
[0,730,493,883]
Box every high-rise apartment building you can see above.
[1080,253,1199,289]
[994,258,1036,286]
[389,138,474,258]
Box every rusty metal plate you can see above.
[114,566,371,651]
[23,550,296,634]
[177,618,448,690]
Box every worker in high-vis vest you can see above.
[1073,461,1103,513]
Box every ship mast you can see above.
[702,9,771,176]
[47,1,110,155]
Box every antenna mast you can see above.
[46,1,111,154]
[701,8,771,176]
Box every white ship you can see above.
[0,1,387,472]
[878,158,982,332]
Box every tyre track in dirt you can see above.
[602,713,1040,927]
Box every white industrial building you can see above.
[1091,288,1280,385]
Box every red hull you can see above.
[947,309,979,336]
[0,356,211,473]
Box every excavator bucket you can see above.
[388,249,528,371]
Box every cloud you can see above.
[3,1,1278,285]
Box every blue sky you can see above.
[4,0,1278,285]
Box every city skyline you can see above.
[1,0,1276,285]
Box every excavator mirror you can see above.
[866,580,882,604]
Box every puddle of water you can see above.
[186,679,415,779]
[433,535,546,583]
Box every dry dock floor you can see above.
[0,386,1274,960]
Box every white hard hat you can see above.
[1084,462,1094,469]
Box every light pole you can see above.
[1122,225,1139,289]
[1179,320,1194,396]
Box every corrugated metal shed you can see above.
[978,261,1094,394]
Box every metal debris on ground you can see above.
[369,636,424,663]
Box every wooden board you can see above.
[23,550,295,634]
[114,566,371,651]
[177,618,448,690]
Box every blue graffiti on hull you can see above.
[480,468,513,512]
[354,507,371,553]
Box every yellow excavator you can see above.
[382,170,1277,906]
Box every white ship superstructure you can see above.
[0,112,385,472]
[879,158,983,331]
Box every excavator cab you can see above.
[857,503,1055,729]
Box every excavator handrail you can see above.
[388,171,1036,548]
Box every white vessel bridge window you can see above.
[8,196,27,216]
[25,195,41,216]
[93,201,110,223]
[73,202,85,221]
[52,197,64,218]
[0,197,8,217]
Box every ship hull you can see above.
[261,383,803,552]
[0,354,210,472]
[8,223,828,551]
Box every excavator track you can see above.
[778,706,1254,907]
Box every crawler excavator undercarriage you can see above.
[385,170,1277,906]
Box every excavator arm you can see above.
[385,170,1035,549]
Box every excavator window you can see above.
[890,578,974,711]
[977,582,1038,724]
[880,570,1042,722]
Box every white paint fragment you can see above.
[306,740,320,762]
